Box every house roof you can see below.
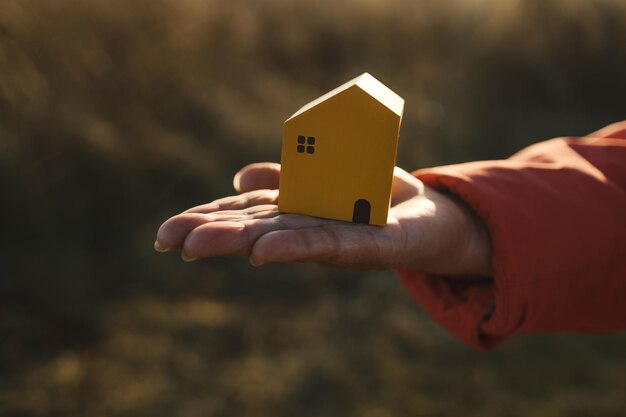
[286,73,404,122]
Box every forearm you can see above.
[398,121,626,350]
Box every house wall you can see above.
[279,86,401,226]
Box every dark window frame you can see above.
[297,135,316,154]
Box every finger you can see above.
[156,213,213,251]
[233,162,281,193]
[156,204,279,251]
[181,213,336,261]
[184,189,278,214]
[586,120,626,139]
[249,224,398,269]
[391,166,424,205]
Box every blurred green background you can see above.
[1,0,626,416]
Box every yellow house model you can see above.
[278,73,404,226]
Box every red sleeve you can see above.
[397,121,626,351]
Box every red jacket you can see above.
[397,121,626,351]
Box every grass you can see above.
[1,0,626,415]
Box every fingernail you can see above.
[154,241,170,252]
[181,252,197,262]
[233,171,242,193]
[249,258,264,267]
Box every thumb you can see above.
[233,162,281,193]
[391,166,424,205]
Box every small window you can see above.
[297,135,316,154]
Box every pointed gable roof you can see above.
[286,73,404,122]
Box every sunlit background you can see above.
[1,0,626,416]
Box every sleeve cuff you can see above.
[396,161,525,351]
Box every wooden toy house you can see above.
[278,73,404,226]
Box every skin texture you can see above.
[155,162,494,277]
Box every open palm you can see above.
[155,163,493,276]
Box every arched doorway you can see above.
[352,199,371,224]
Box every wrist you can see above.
[403,186,493,277]
[445,191,493,277]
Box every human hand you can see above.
[155,163,493,276]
